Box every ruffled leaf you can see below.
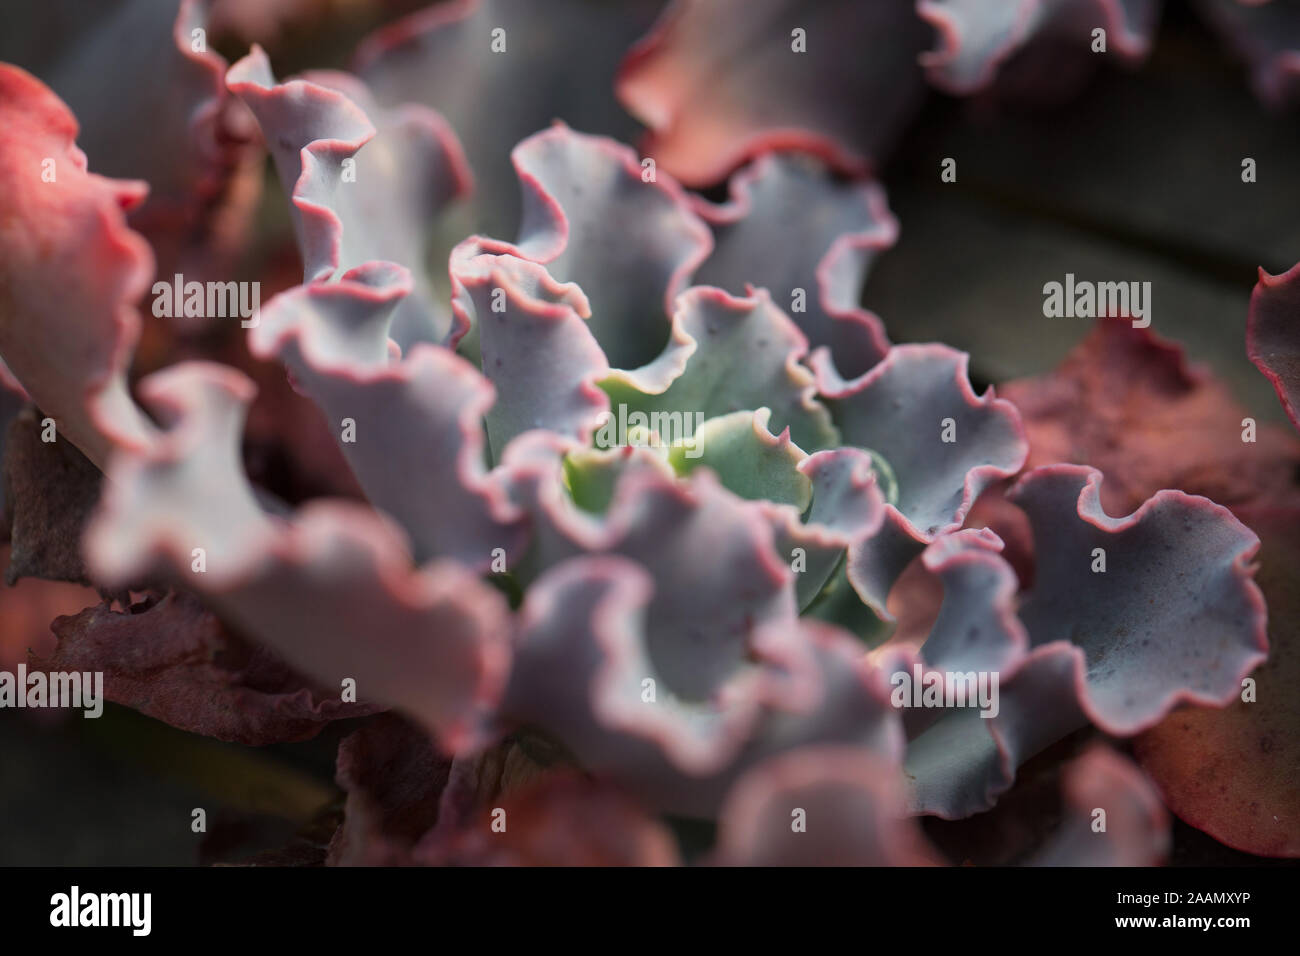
[227,47,472,347]
[763,447,888,609]
[502,446,801,705]
[252,263,526,568]
[84,361,513,750]
[1135,504,1300,857]
[669,410,810,509]
[450,251,610,457]
[693,153,895,379]
[0,64,158,469]
[1010,315,1300,515]
[0,0,263,283]
[1026,744,1170,866]
[602,286,838,453]
[919,0,1159,95]
[820,344,1027,539]
[1010,465,1267,735]
[503,553,903,817]
[819,344,1026,619]
[458,123,713,372]
[711,746,942,866]
[355,0,666,240]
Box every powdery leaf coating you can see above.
[504,556,782,802]
[84,361,513,751]
[602,286,837,454]
[919,0,1159,94]
[226,47,473,347]
[1135,504,1300,858]
[251,263,526,569]
[34,590,380,746]
[845,509,937,624]
[711,746,943,867]
[880,531,1039,819]
[0,64,158,470]
[616,0,931,186]
[84,362,272,583]
[691,153,895,379]
[1010,465,1268,735]
[460,123,713,372]
[966,307,1297,853]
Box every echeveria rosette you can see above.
[87,68,1034,820]
[0,35,1275,867]
[214,84,1265,835]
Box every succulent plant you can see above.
[0,0,1295,868]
